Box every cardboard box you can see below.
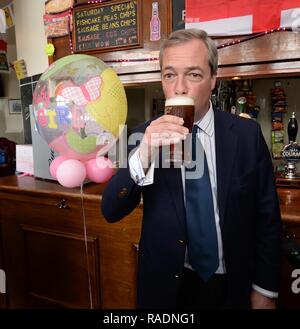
[29,105,58,180]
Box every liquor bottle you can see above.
[150,2,161,41]
[281,112,300,180]
[288,112,298,143]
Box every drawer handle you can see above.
[56,199,70,209]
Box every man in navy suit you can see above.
[101,29,281,309]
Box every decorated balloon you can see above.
[32,54,127,161]
[32,54,126,187]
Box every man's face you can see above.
[161,39,216,119]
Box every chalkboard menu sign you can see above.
[73,0,142,53]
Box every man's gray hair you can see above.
[159,29,218,76]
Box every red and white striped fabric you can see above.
[185,0,300,35]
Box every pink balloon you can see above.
[49,155,68,179]
[85,157,115,183]
[56,159,87,188]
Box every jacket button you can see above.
[118,187,128,198]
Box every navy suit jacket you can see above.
[101,110,281,309]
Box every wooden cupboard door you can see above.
[21,225,100,308]
[85,205,140,309]
[0,190,141,309]
[0,204,101,308]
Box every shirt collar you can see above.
[194,101,214,137]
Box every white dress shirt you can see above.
[128,102,278,298]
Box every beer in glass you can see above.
[164,96,195,164]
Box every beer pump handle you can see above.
[288,112,298,143]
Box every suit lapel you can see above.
[214,111,237,227]
[159,110,237,230]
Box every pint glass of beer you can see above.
[164,96,195,164]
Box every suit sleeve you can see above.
[253,125,282,292]
[101,122,149,223]
[101,116,160,222]
[101,163,142,222]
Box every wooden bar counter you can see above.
[0,175,299,309]
[277,187,300,309]
[277,187,300,224]
[0,175,142,309]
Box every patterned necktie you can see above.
[185,125,219,281]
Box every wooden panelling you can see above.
[217,32,300,66]
[217,60,300,80]
[215,32,300,79]
[277,188,300,309]
[0,176,141,309]
[44,0,300,81]
[278,188,300,223]
[0,176,299,309]
[119,71,161,85]
[115,32,300,82]
[278,224,300,309]
[21,226,100,308]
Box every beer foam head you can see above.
[165,96,194,107]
